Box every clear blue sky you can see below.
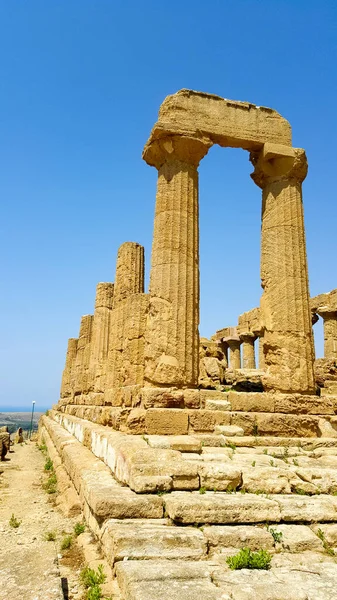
[1,1,336,411]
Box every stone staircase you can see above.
[39,403,337,600]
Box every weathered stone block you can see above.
[101,523,207,563]
[275,495,337,522]
[275,524,324,552]
[214,425,244,436]
[228,391,275,412]
[274,394,334,415]
[141,387,185,409]
[188,410,230,432]
[123,409,146,434]
[204,399,231,411]
[146,435,202,453]
[164,492,281,524]
[183,389,201,409]
[198,463,242,491]
[145,409,189,435]
[230,412,319,437]
[242,467,293,494]
[203,525,274,551]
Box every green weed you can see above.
[317,528,335,556]
[226,548,272,570]
[74,522,86,536]
[60,535,72,550]
[267,526,283,544]
[9,514,21,528]
[80,565,106,600]
[44,458,53,471]
[43,472,57,494]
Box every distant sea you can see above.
[0,406,50,412]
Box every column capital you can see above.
[223,335,241,346]
[143,134,211,170]
[239,331,256,342]
[250,143,308,188]
[317,308,337,319]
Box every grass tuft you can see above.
[44,458,53,471]
[9,514,21,528]
[80,565,106,600]
[226,547,272,570]
[74,522,86,536]
[43,472,57,494]
[60,534,72,550]
[317,528,335,556]
[267,526,283,544]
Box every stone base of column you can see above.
[59,385,336,438]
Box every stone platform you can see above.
[56,388,337,438]
[40,407,337,600]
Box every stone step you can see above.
[219,435,337,448]
[50,412,337,495]
[115,555,337,600]
[115,561,223,600]
[51,411,202,493]
[205,523,324,554]
[227,391,334,415]
[56,402,337,437]
[163,491,337,524]
[41,416,163,523]
[100,522,207,564]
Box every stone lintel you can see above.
[143,89,292,164]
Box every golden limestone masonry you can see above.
[40,90,337,600]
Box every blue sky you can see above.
[1,1,336,411]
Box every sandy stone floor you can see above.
[0,441,84,600]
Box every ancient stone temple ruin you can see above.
[40,90,337,600]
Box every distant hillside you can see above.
[0,412,43,434]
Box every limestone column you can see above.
[258,332,265,371]
[90,283,114,393]
[74,314,93,396]
[219,341,229,369]
[251,143,315,393]
[240,332,256,369]
[143,135,211,387]
[106,242,145,392]
[224,336,241,370]
[317,310,337,360]
[114,242,144,304]
[60,338,78,398]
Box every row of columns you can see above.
[223,307,337,373]
[143,136,315,393]
[222,332,263,371]
[60,242,147,400]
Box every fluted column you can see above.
[251,143,315,393]
[74,314,93,395]
[258,332,265,371]
[60,338,78,398]
[317,309,337,360]
[240,332,256,369]
[143,136,210,386]
[114,242,144,304]
[224,336,241,370]
[90,282,114,393]
[106,242,145,392]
